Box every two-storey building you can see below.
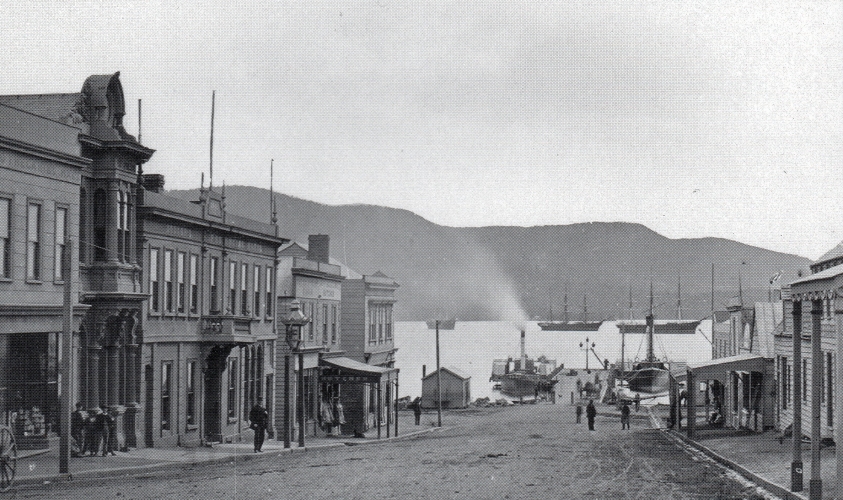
[0,102,90,448]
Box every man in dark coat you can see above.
[249,397,269,453]
[585,399,597,431]
[95,406,114,456]
[83,409,99,456]
[71,402,85,457]
[410,397,423,425]
[621,401,631,430]
[575,402,583,424]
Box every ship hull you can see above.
[617,366,671,403]
[499,373,556,398]
[538,321,602,331]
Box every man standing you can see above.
[634,393,641,412]
[71,402,85,457]
[585,399,597,431]
[410,397,423,426]
[249,397,269,453]
[621,401,631,430]
[575,402,582,424]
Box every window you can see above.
[265,267,272,318]
[149,249,160,312]
[186,360,197,427]
[78,189,86,263]
[385,306,392,341]
[93,189,106,261]
[307,302,315,341]
[331,305,337,343]
[27,203,41,280]
[0,198,10,278]
[369,306,376,345]
[229,261,236,314]
[117,191,125,261]
[378,306,384,342]
[189,255,198,313]
[227,358,237,421]
[241,263,248,316]
[177,252,186,313]
[780,356,788,410]
[161,361,172,432]
[210,257,219,313]
[253,265,261,318]
[164,250,174,312]
[54,207,67,281]
[322,304,328,344]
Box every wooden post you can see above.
[792,300,803,492]
[283,354,290,448]
[810,301,823,500]
[298,352,305,448]
[436,320,442,427]
[59,240,73,474]
[394,379,399,437]
[377,382,382,439]
[686,369,695,439]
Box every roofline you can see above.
[0,135,90,168]
[139,206,288,246]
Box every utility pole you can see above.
[435,320,442,427]
[59,240,73,474]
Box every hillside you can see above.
[168,186,812,321]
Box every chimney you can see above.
[520,330,526,372]
[308,234,330,263]
[141,174,165,193]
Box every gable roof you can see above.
[815,241,843,267]
[423,366,471,381]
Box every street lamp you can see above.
[580,337,596,373]
[282,300,311,448]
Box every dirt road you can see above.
[15,404,775,499]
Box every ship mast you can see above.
[646,281,655,363]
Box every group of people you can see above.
[575,398,637,431]
[70,403,117,457]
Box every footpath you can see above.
[642,405,835,500]
[11,411,433,490]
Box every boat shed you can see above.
[421,366,471,409]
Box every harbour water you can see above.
[394,320,714,400]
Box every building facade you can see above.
[138,181,285,447]
[340,271,399,433]
[0,102,90,448]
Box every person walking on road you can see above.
[634,393,641,412]
[621,401,631,430]
[249,397,269,453]
[410,397,423,425]
[586,399,597,431]
[575,402,582,424]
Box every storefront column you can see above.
[88,346,101,407]
[686,369,695,438]
[108,346,120,406]
[809,300,823,500]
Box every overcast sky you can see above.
[3,1,841,260]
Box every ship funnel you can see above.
[520,330,526,371]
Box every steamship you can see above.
[494,330,558,399]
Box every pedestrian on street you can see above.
[634,393,640,412]
[586,399,597,431]
[410,397,422,425]
[621,401,631,430]
[249,397,269,453]
[95,405,113,456]
[575,403,582,424]
[84,409,99,456]
[71,402,85,457]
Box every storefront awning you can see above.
[320,356,398,383]
[687,353,769,381]
[366,350,395,366]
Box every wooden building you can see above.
[422,367,471,409]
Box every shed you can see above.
[421,366,471,409]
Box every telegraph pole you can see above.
[59,240,73,474]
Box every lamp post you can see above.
[282,300,311,449]
[580,337,595,373]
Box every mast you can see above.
[563,284,569,323]
[209,90,216,189]
[647,282,655,362]
[676,271,682,320]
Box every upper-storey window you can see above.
[229,261,237,314]
[0,198,9,278]
[149,248,160,312]
[385,305,392,341]
[117,191,125,261]
[27,203,41,280]
[164,250,174,312]
[177,252,186,313]
[54,207,67,281]
[189,254,198,313]
[322,304,328,344]
[264,267,272,318]
[240,263,248,316]
[210,257,219,313]
[331,305,337,344]
[78,189,86,263]
[253,265,260,318]
[93,189,107,261]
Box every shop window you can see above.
[227,358,238,421]
[161,361,172,432]
[186,360,196,427]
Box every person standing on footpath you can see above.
[95,406,114,456]
[634,393,640,412]
[620,401,631,430]
[585,399,597,431]
[410,397,423,425]
[249,397,269,453]
[575,402,582,424]
[71,402,85,457]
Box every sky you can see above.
[2,1,841,260]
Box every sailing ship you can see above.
[538,293,602,331]
[493,330,558,399]
[616,283,672,403]
[426,318,456,330]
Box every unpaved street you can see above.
[16,404,773,499]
